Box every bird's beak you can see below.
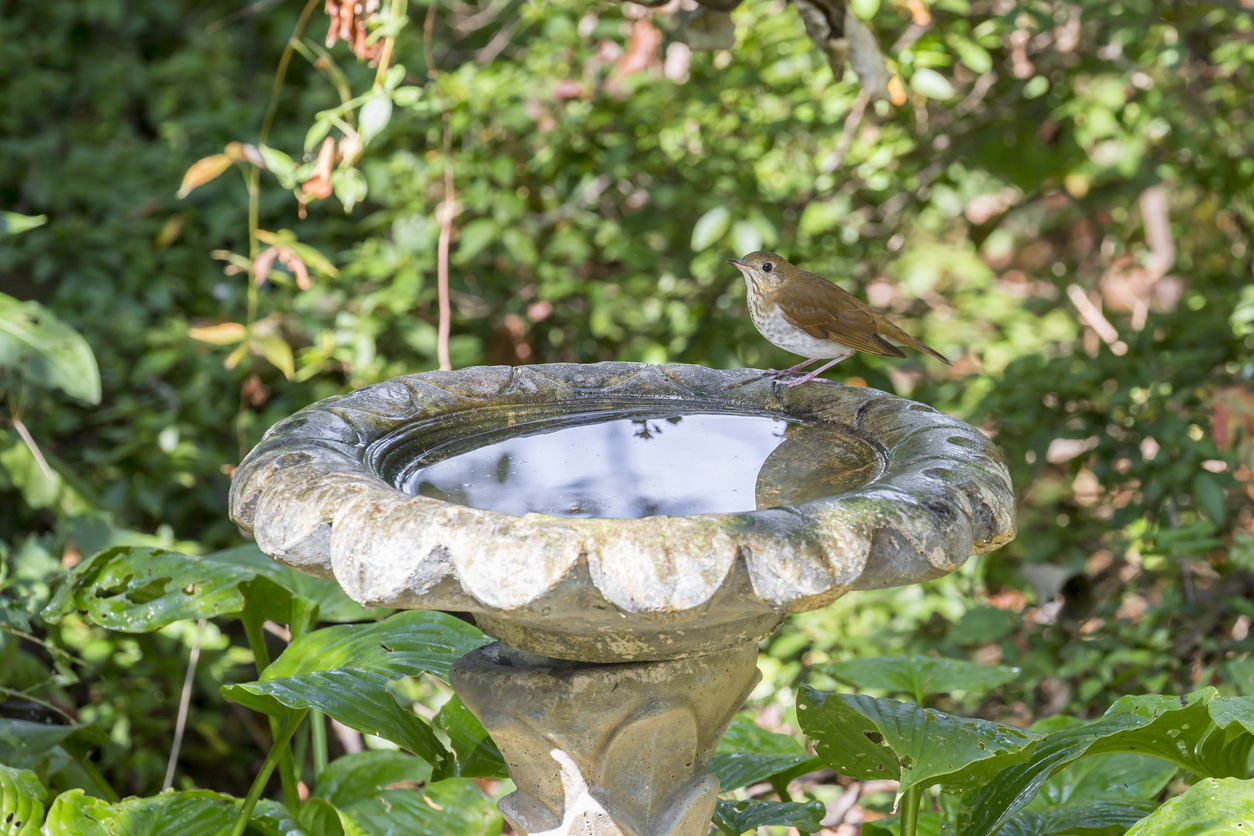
[726,258,745,267]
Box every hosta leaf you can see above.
[41,789,238,836]
[711,799,826,835]
[42,547,257,631]
[320,773,501,836]
[314,750,432,808]
[1125,778,1254,836]
[861,812,948,836]
[710,713,818,791]
[999,799,1159,836]
[959,689,1254,836]
[0,292,101,403]
[226,669,449,766]
[820,656,1018,702]
[0,765,45,836]
[433,696,509,779]
[798,687,1042,799]
[223,611,488,765]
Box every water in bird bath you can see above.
[382,410,883,519]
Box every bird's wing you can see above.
[777,272,907,358]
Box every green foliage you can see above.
[3,0,1254,832]
[224,611,488,767]
[1124,778,1254,836]
[819,654,1019,704]
[0,764,45,836]
[797,687,1042,798]
[712,798,826,836]
[0,294,100,404]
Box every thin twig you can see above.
[821,90,870,173]
[261,0,324,144]
[426,0,454,371]
[476,16,521,64]
[11,417,54,480]
[163,618,207,791]
[206,0,286,33]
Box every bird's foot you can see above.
[776,354,852,387]
[759,360,817,378]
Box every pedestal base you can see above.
[450,642,761,836]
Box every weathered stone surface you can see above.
[230,362,1016,661]
[451,642,760,836]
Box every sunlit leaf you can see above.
[692,206,730,251]
[254,333,295,379]
[910,68,955,100]
[42,789,238,836]
[177,154,234,198]
[0,764,45,836]
[0,212,47,238]
[0,292,101,403]
[359,97,393,147]
[187,322,246,345]
[1124,777,1254,836]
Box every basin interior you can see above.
[368,403,885,519]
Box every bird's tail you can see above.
[879,319,953,366]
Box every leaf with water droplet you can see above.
[798,687,1042,800]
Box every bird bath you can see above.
[229,362,1015,836]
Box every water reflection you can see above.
[395,411,880,519]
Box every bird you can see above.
[727,251,951,387]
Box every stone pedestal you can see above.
[451,642,761,836]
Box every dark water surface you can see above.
[391,411,881,519]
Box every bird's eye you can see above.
[762,262,773,273]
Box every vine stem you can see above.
[228,710,307,836]
[426,0,453,371]
[243,610,301,812]
[899,784,922,836]
[374,0,409,89]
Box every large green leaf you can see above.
[709,713,819,791]
[0,292,100,403]
[204,544,381,623]
[820,656,1019,703]
[314,757,500,836]
[711,799,826,835]
[42,544,380,631]
[0,765,45,836]
[433,696,509,780]
[41,789,238,836]
[1029,753,1177,809]
[998,799,1160,836]
[42,547,258,631]
[1124,777,1254,836]
[223,611,487,765]
[797,687,1042,798]
[249,799,319,836]
[958,690,1254,836]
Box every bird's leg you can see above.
[781,354,851,387]
[760,358,818,378]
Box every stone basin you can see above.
[229,362,1016,836]
[229,362,1014,662]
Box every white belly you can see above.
[755,304,852,359]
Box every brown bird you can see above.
[728,251,951,386]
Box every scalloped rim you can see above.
[230,363,1015,652]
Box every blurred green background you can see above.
[2,0,1253,818]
